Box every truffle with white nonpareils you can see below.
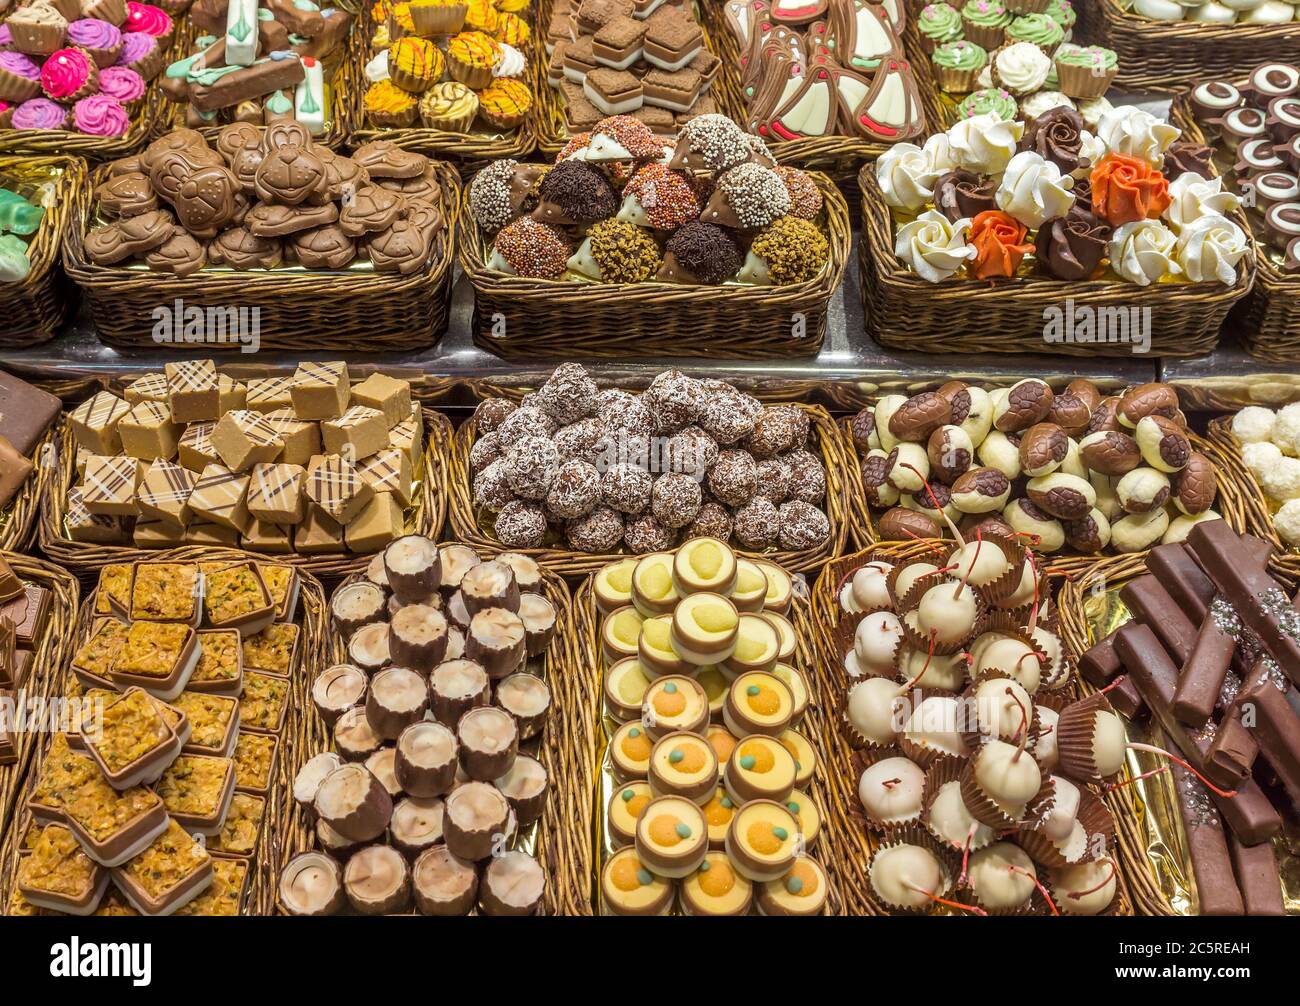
[489,216,572,278]
[657,220,741,284]
[670,113,754,173]
[533,158,619,226]
[567,504,625,552]
[468,157,545,232]
[617,162,703,230]
[702,162,791,231]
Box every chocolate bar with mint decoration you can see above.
[190,52,306,112]
[1187,520,1300,683]
[1114,623,1278,844]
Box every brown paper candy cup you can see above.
[920,757,999,856]
[868,826,958,915]
[850,744,926,833]
[958,743,1048,830]
[1055,692,1121,784]
[1017,786,1115,870]
[958,671,1040,753]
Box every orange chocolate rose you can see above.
[968,210,1033,280]
[1089,153,1171,227]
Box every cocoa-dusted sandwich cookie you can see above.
[214,122,262,164]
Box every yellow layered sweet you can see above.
[116,622,191,679]
[241,623,298,675]
[94,689,171,772]
[192,631,240,685]
[122,820,210,899]
[131,563,199,621]
[172,692,236,750]
[155,756,231,816]
[204,564,268,625]
[240,673,288,731]
[21,826,97,897]
[233,734,275,791]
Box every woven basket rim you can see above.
[1098,0,1300,41]
[273,563,580,915]
[813,542,1139,916]
[0,424,57,555]
[38,405,453,585]
[447,401,851,576]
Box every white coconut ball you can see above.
[1276,499,1300,548]
[1242,440,1283,481]
[1231,405,1276,445]
[1258,456,1300,502]
[1270,403,1300,457]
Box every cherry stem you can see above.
[1006,685,1030,748]
[898,526,946,558]
[1010,864,1058,916]
[1126,743,1239,799]
[958,823,977,888]
[1026,551,1041,630]
[1098,675,1127,696]
[905,883,988,917]
[1104,765,1169,793]
[900,462,966,546]
[955,531,983,601]
[881,777,902,790]
[903,628,940,692]
[1069,861,1118,901]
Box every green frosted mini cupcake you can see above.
[932,39,988,93]
[1045,0,1075,37]
[1055,44,1117,100]
[960,0,1011,50]
[957,86,1018,121]
[1005,12,1064,51]
[918,2,964,54]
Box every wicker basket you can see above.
[1169,88,1300,362]
[570,572,847,915]
[701,3,941,183]
[0,424,57,555]
[448,402,850,577]
[156,18,362,151]
[39,406,452,587]
[0,553,79,842]
[63,159,460,352]
[347,2,536,168]
[0,17,179,160]
[0,155,86,347]
[460,170,850,360]
[859,166,1254,357]
[1080,0,1300,93]
[275,563,581,915]
[1058,552,1300,915]
[836,413,1264,578]
[0,547,326,915]
[811,542,1137,916]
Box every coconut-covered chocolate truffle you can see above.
[599,390,654,436]
[754,458,792,503]
[651,473,703,528]
[704,163,792,231]
[624,513,676,552]
[495,500,548,548]
[672,113,754,173]
[784,449,826,504]
[534,159,618,227]
[746,406,805,459]
[469,431,503,473]
[700,389,758,446]
[570,218,662,283]
[473,458,516,511]
[665,425,718,475]
[536,362,598,425]
[468,158,539,233]
[474,398,516,434]
[708,449,758,507]
[685,501,733,541]
[733,497,780,549]
[779,500,830,549]
[505,435,560,500]
[546,459,602,519]
[496,405,557,448]
[601,463,652,513]
[553,417,607,464]
[490,216,571,278]
[662,221,741,285]
[773,166,823,221]
[567,504,624,552]
[739,216,830,285]
[619,163,703,231]
[644,369,704,434]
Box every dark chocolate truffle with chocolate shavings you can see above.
[533,158,618,227]
[658,220,740,284]
[685,501,732,541]
[546,459,602,519]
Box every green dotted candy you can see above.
[740,755,756,770]
[773,827,789,840]
[675,822,692,839]
[622,788,635,802]
[786,876,804,894]
[747,684,760,696]
[669,748,684,764]
[636,868,654,886]
[787,801,800,813]
[664,683,677,694]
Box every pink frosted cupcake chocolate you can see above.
[97,64,143,103]
[81,0,128,25]
[0,26,15,54]
[0,52,44,103]
[74,93,129,135]
[41,46,99,102]
[117,31,163,79]
[124,3,173,46]
[67,19,123,68]
[11,97,69,130]
[0,101,13,128]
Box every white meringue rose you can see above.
[1175,213,1249,284]
[924,131,956,174]
[493,43,527,78]
[1075,130,1107,178]
[993,41,1051,95]
[1021,91,1075,121]
[895,210,976,283]
[1096,105,1181,165]
[995,150,1076,228]
[1164,173,1242,230]
[1109,219,1182,286]
[947,113,1024,175]
[876,142,942,212]
[365,48,390,82]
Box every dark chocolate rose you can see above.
[1019,106,1088,175]
[1072,174,1093,213]
[1035,206,1112,281]
[1162,141,1214,181]
[934,169,997,222]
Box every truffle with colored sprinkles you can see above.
[685,501,732,541]
[773,166,823,220]
[537,159,618,225]
[558,132,593,160]
[675,113,753,172]
[586,218,661,282]
[734,497,779,549]
[567,505,624,552]
[622,163,701,230]
[624,513,675,552]
[713,162,791,230]
[779,500,830,550]
[536,362,599,424]
[469,158,522,233]
[592,114,664,159]
[601,462,652,513]
[496,499,548,548]
[546,460,602,518]
[750,216,830,284]
[665,221,740,284]
[493,216,571,278]
[650,472,702,528]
